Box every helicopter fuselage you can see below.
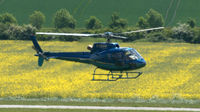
[41,43,146,71]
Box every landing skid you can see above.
[92,68,142,81]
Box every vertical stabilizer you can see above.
[30,35,46,67]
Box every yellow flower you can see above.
[1,40,200,99]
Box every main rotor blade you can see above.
[36,32,101,37]
[111,35,127,39]
[123,27,164,34]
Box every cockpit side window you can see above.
[125,51,131,56]
[130,49,142,58]
[125,49,142,60]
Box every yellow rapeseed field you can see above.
[1,40,200,99]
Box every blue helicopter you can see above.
[31,27,164,81]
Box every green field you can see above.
[0,0,200,27]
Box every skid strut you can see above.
[92,68,142,81]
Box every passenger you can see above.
[87,45,93,50]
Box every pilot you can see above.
[87,45,93,50]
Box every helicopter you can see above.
[31,27,164,81]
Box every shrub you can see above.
[6,24,36,40]
[171,23,194,43]
[6,24,24,40]
[53,9,76,29]
[0,23,9,40]
[191,28,200,43]
[192,36,200,43]
[29,11,45,29]
[123,32,144,42]
[57,36,80,41]
[145,31,171,42]
[23,24,37,38]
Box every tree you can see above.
[0,12,17,24]
[29,11,45,29]
[146,9,164,27]
[136,16,149,28]
[86,16,102,29]
[109,12,128,29]
[187,17,196,28]
[53,9,76,29]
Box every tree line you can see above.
[1,8,200,43]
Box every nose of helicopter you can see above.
[138,58,146,67]
[130,58,146,68]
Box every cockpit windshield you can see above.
[125,49,142,60]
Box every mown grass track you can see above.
[0,100,200,112]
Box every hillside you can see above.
[0,0,200,27]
